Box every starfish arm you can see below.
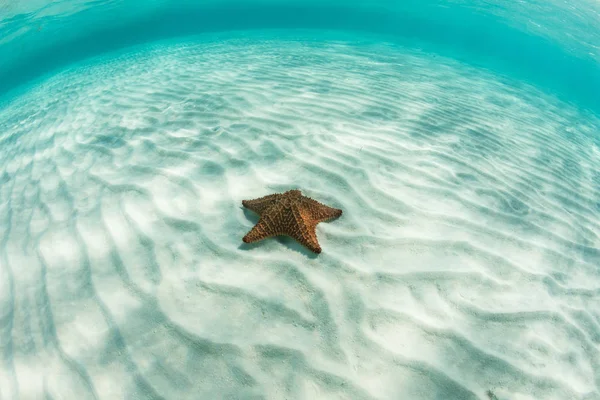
[302,197,343,223]
[242,219,274,243]
[242,202,287,243]
[289,208,322,254]
[242,193,282,216]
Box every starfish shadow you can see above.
[238,208,320,259]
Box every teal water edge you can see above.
[1,1,600,400]
[1,0,600,112]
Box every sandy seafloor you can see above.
[1,31,600,400]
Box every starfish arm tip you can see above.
[242,229,259,243]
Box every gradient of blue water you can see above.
[1,0,600,113]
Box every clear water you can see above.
[1,2,600,400]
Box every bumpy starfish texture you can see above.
[242,189,342,254]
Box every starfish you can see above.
[242,189,342,254]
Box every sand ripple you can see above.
[0,32,599,399]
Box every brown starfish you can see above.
[242,189,342,254]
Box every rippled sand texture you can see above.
[1,35,600,400]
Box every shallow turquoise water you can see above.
[1,2,600,400]
[2,0,600,111]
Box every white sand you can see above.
[0,32,599,399]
